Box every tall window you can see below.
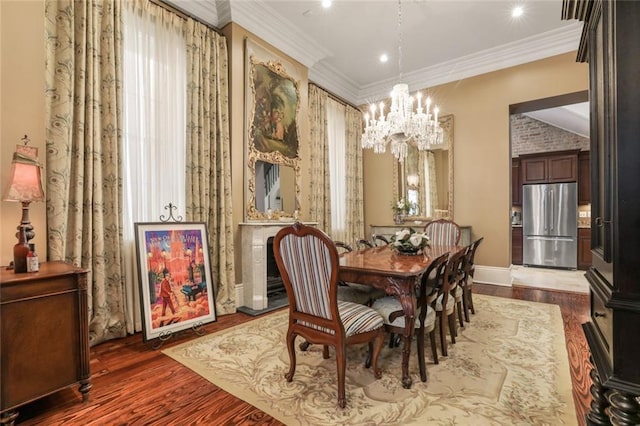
[122,5,187,332]
[327,99,347,235]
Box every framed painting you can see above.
[134,222,217,342]
[245,38,301,160]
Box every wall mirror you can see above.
[393,114,454,221]
[247,153,300,221]
[245,38,302,221]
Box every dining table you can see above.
[339,243,464,388]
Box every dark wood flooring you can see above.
[13,284,590,425]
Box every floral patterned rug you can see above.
[163,294,577,425]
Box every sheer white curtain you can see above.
[327,98,347,240]
[122,3,187,333]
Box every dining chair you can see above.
[423,219,461,246]
[356,238,374,250]
[460,237,484,321]
[427,249,466,356]
[335,240,386,306]
[370,252,450,381]
[273,223,386,408]
[372,234,390,246]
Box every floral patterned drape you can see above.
[45,0,127,345]
[308,84,332,233]
[184,20,236,315]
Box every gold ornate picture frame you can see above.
[245,39,302,221]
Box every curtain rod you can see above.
[309,81,361,111]
[149,0,222,34]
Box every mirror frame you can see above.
[392,114,454,221]
[244,38,302,221]
[246,151,301,220]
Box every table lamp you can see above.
[3,136,45,272]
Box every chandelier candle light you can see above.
[361,0,444,161]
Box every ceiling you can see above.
[168,0,587,135]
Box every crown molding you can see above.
[229,0,331,69]
[354,23,583,105]
[309,62,361,108]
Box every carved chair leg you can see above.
[370,330,384,379]
[462,285,471,322]
[285,331,297,382]
[336,344,347,408]
[417,326,427,382]
[448,312,457,344]
[429,330,439,365]
[322,345,330,359]
[299,340,311,351]
[456,300,464,328]
[439,313,448,356]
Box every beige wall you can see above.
[363,52,589,268]
[220,22,309,284]
[0,0,588,277]
[1,1,47,266]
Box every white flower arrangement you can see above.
[390,227,430,254]
[391,198,415,215]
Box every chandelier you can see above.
[361,0,444,162]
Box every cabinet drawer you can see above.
[591,290,613,357]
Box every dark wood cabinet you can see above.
[520,150,579,184]
[511,226,523,265]
[578,227,592,270]
[578,150,591,204]
[0,262,91,425]
[564,0,640,423]
[511,158,521,206]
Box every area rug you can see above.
[163,294,577,425]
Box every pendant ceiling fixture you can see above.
[361,0,444,162]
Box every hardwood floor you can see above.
[14,284,590,425]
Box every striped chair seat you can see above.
[302,301,384,336]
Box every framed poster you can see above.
[134,222,216,342]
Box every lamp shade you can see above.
[3,145,44,202]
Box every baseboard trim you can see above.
[235,283,244,308]
[474,265,512,287]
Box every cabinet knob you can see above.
[594,311,606,318]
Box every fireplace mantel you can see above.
[239,222,317,311]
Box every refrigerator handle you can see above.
[549,189,554,232]
[542,188,547,232]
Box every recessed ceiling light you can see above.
[380,54,389,63]
[512,6,524,18]
[322,0,332,9]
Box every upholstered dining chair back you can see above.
[273,223,386,408]
[424,219,461,245]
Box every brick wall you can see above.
[511,114,589,157]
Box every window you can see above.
[121,6,187,332]
[327,99,346,233]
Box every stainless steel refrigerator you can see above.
[522,182,577,269]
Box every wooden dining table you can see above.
[339,243,464,388]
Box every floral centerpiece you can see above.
[390,227,430,255]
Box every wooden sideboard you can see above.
[370,223,472,246]
[0,261,91,425]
